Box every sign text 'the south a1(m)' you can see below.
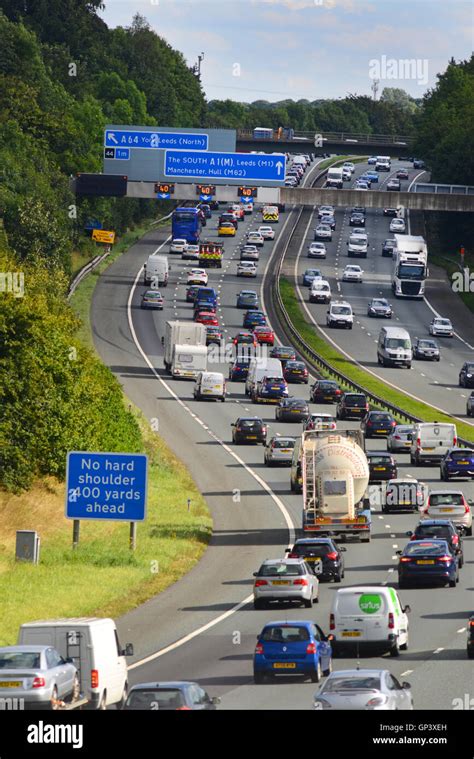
[164,150,286,186]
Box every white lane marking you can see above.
[433,647,444,654]
[457,627,466,634]
[400,670,413,677]
[392,544,398,548]
[126,221,296,670]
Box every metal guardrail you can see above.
[413,183,474,195]
[236,129,413,146]
[271,175,473,445]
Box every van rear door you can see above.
[421,425,455,454]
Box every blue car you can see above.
[303,268,322,287]
[254,621,333,683]
[365,171,379,182]
[237,290,259,310]
[397,539,459,588]
[253,375,289,403]
[229,359,250,381]
[440,448,474,481]
[243,310,266,328]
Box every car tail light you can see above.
[327,551,338,560]
[91,670,99,689]
[391,421,396,426]
[367,696,388,707]
[453,436,457,446]
[176,706,192,710]
[417,437,421,448]
[32,677,46,688]
[255,643,264,654]
[452,534,459,545]
[464,501,470,514]
[293,578,308,586]
[306,643,317,654]
[400,556,412,562]
[255,579,268,587]
[388,613,395,629]
[437,555,452,563]
[470,620,474,629]
[288,552,298,558]
[330,613,335,631]
[394,435,401,440]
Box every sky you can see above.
[99,0,474,102]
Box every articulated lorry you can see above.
[296,429,371,542]
[164,320,207,378]
[391,235,429,299]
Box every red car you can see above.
[195,311,219,326]
[253,326,275,346]
[228,206,244,220]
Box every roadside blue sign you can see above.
[199,193,212,201]
[157,192,171,199]
[66,452,148,522]
[84,219,103,231]
[115,148,130,160]
[164,150,286,184]
[104,130,208,151]
[240,196,252,203]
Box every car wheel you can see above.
[310,660,322,683]
[304,596,313,608]
[334,574,342,583]
[69,675,81,704]
[466,526,472,537]
[400,635,408,651]
[313,594,319,604]
[449,578,457,588]
[50,686,60,710]
[458,555,464,568]
[253,599,265,610]
[254,671,266,684]
[115,684,128,710]
[390,639,400,657]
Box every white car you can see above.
[343,162,355,174]
[240,245,259,261]
[247,232,264,247]
[187,268,208,285]
[258,226,275,241]
[352,228,367,239]
[182,244,200,260]
[308,242,327,259]
[390,218,406,233]
[314,224,332,241]
[327,301,353,329]
[237,261,257,277]
[429,317,454,337]
[242,202,253,214]
[303,412,337,431]
[170,238,188,254]
[342,265,364,283]
[318,205,334,219]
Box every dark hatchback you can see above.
[310,380,342,404]
[336,393,369,420]
[205,326,222,346]
[186,284,200,302]
[468,616,474,659]
[413,338,440,361]
[286,538,346,582]
[407,520,464,567]
[123,681,219,710]
[275,398,310,422]
[231,417,267,444]
[382,239,396,257]
[269,346,297,365]
[459,362,474,388]
[284,361,309,384]
[440,448,474,481]
[367,452,398,482]
[228,359,250,381]
[397,539,459,589]
[361,411,397,438]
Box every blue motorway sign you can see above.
[240,196,252,204]
[66,451,148,522]
[164,150,286,184]
[104,130,208,151]
[84,219,103,231]
[157,192,171,199]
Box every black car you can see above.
[275,398,310,422]
[205,326,222,346]
[286,538,346,583]
[231,417,267,444]
[367,298,392,318]
[269,346,297,365]
[407,520,464,567]
[468,616,474,659]
[383,208,398,217]
[209,200,220,210]
[459,362,474,388]
[383,479,425,512]
[413,159,425,169]
[366,452,398,482]
[396,168,409,180]
[283,360,309,384]
[228,359,250,381]
[349,213,365,227]
[336,393,369,420]
[413,338,440,361]
[361,411,397,438]
[382,238,396,257]
[310,379,342,404]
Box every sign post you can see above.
[66,451,148,552]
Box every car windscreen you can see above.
[293,543,333,555]
[369,413,392,421]
[416,526,450,539]
[239,420,260,428]
[286,362,305,370]
[332,306,351,315]
[261,626,309,643]
[318,381,338,390]
[368,456,391,464]
[288,400,307,409]
[404,542,447,556]
[386,338,411,349]
[272,439,295,449]
[0,652,42,669]
[259,564,303,577]
[125,689,185,710]
[323,677,381,692]
[346,395,366,406]
[418,340,437,348]
[449,450,474,460]
[429,493,463,506]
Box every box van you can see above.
[310,279,331,303]
[326,167,343,189]
[410,422,457,465]
[245,357,283,396]
[347,234,368,257]
[330,586,410,656]
[172,344,207,379]
[377,326,412,368]
[18,617,133,709]
[143,254,169,287]
[194,371,226,402]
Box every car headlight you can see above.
[313,698,331,710]
[467,374,473,378]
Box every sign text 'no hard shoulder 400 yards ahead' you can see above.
[66,451,148,521]
[164,150,286,185]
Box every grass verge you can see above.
[279,277,474,443]
[0,404,212,646]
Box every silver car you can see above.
[387,424,415,452]
[308,242,327,259]
[253,558,319,609]
[421,490,473,535]
[0,645,79,708]
[467,392,474,417]
[313,669,414,710]
[264,436,296,466]
[314,224,332,240]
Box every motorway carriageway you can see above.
[91,158,473,710]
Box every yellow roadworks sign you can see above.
[92,229,115,244]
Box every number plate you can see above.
[247,435,257,439]
[457,461,469,465]
[374,466,385,471]
[273,662,296,669]
[0,681,21,688]
[417,560,435,565]
[440,508,454,512]
[272,580,290,585]
[342,631,361,638]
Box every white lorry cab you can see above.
[377,326,412,368]
[143,254,169,287]
[194,371,226,402]
[18,618,133,710]
[330,586,410,656]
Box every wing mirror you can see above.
[339,546,347,552]
[403,605,411,614]
[396,550,402,556]
[406,531,413,537]
[123,643,134,657]
[402,682,411,690]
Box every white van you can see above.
[18,618,133,709]
[172,344,207,379]
[347,234,368,258]
[143,254,169,287]
[410,422,457,466]
[245,357,283,396]
[194,371,226,402]
[310,279,332,304]
[330,586,410,657]
[377,326,412,368]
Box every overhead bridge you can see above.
[235,129,414,156]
